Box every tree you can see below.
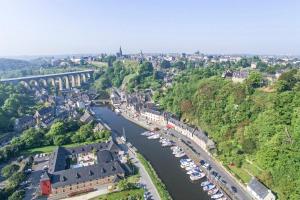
[256,61,268,72]
[117,179,136,191]
[53,135,69,146]
[160,60,171,68]
[1,164,20,178]
[241,138,256,154]
[180,100,193,113]
[277,69,298,91]
[245,71,263,89]
[237,58,250,68]
[8,190,25,200]
[47,121,65,137]
[71,124,94,143]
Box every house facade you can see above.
[40,141,125,199]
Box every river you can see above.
[93,106,210,200]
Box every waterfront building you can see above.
[167,117,215,152]
[140,108,164,123]
[247,177,276,200]
[40,141,125,199]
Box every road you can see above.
[128,148,161,200]
[119,105,253,200]
[114,135,161,200]
[24,155,49,200]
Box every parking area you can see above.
[24,154,50,200]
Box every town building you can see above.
[140,108,164,123]
[232,71,249,83]
[80,110,94,124]
[167,117,215,152]
[14,115,36,132]
[247,177,276,200]
[34,106,56,128]
[40,141,125,199]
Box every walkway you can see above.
[127,148,161,200]
[61,185,109,200]
[119,105,252,200]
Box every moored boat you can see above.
[208,188,219,195]
[203,184,215,191]
[201,181,211,187]
[211,192,223,199]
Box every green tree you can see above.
[245,71,263,89]
[160,60,171,68]
[1,164,20,178]
[8,190,25,200]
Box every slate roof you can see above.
[51,161,124,188]
[36,107,54,116]
[248,177,270,199]
[16,115,35,124]
[80,110,94,123]
[141,108,161,116]
[47,140,124,188]
[168,117,215,148]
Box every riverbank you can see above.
[117,106,252,200]
[137,153,172,200]
[93,106,211,200]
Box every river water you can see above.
[93,106,210,200]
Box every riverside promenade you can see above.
[117,105,252,200]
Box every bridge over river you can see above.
[0,70,94,90]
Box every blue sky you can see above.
[0,0,300,56]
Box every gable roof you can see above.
[248,177,270,199]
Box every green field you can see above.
[227,165,251,184]
[20,142,92,156]
[91,188,144,200]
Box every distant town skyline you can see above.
[1,0,300,57]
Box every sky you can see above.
[0,0,300,56]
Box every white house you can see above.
[247,177,276,200]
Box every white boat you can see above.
[185,164,197,171]
[211,192,224,199]
[162,142,173,147]
[147,134,160,139]
[203,184,215,191]
[171,146,180,151]
[180,158,191,163]
[208,188,219,195]
[141,131,150,136]
[189,172,205,181]
[201,181,211,187]
[175,152,186,158]
[115,108,121,115]
[120,136,126,143]
[187,168,201,175]
[216,197,227,200]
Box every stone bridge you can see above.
[0,70,94,90]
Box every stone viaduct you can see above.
[0,70,94,90]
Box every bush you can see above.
[1,164,20,178]
[8,190,25,200]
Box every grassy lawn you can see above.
[227,164,251,184]
[90,188,144,200]
[243,161,262,177]
[137,153,172,200]
[20,142,95,156]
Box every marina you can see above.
[93,106,212,200]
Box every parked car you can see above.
[221,179,227,184]
[231,186,238,193]
[200,160,206,165]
